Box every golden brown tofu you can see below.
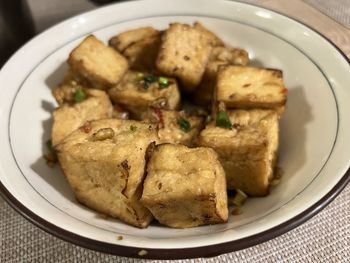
[209,46,249,66]
[141,144,228,228]
[109,27,160,52]
[193,60,228,106]
[194,47,249,106]
[198,109,279,196]
[52,70,93,106]
[143,109,203,147]
[52,89,113,146]
[193,22,225,47]
[156,23,213,93]
[108,71,180,119]
[122,34,162,71]
[215,66,287,109]
[56,119,160,228]
[68,35,128,89]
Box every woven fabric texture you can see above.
[304,0,350,29]
[1,185,349,262]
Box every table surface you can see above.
[1,0,349,262]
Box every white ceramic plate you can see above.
[0,0,349,259]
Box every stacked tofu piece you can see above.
[49,21,287,229]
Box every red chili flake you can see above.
[280,88,288,94]
[152,107,164,129]
[80,121,92,133]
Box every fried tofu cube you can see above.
[109,27,160,52]
[194,60,228,105]
[108,71,180,119]
[156,23,213,93]
[143,109,203,147]
[193,22,225,47]
[198,109,279,196]
[194,47,249,105]
[215,66,287,109]
[69,35,128,89]
[141,144,228,228]
[122,35,162,71]
[109,27,162,71]
[56,119,159,228]
[52,89,113,146]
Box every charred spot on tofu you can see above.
[55,119,160,228]
[69,35,128,89]
[215,66,287,110]
[156,23,213,93]
[198,109,279,196]
[141,144,228,228]
[51,89,113,146]
[143,109,203,147]
[108,71,180,119]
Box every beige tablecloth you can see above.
[1,0,349,262]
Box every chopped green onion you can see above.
[136,72,144,81]
[130,125,137,132]
[177,118,191,132]
[231,189,247,207]
[74,89,86,103]
[144,75,158,84]
[216,111,232,129]
[158,77,169,88]
[205,115,212,124]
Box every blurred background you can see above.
[0,0,349,67]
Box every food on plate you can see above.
[143,108,204,147]
[109,27,162,71]
[215,66,287,109]
[69,35,128,89]
[108,71,180,119]
[156,23,214,93]
[141,144,228,228]
[55,119,159,228]
[51,88,113,146]
[194,47,250,105]
[47,21,287,228]
[198,109,279,196]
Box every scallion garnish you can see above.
[158,77,169,88]
[215,111,232,129]
[177,118,191,133]
[74,89,86,103]
[231,189,247,207]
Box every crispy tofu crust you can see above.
[69,35,128,88]
[156,23,213,93]
[122,34,162,71]
[215,66,287,109]
[108,71,180,119]
[51,89,113,146]
[194,47,249,105]
[198,109,279,196]
[109,27,160,52]
[141,144,228,228]
[143,109,204,147]
[193,22,225,47]
[56,119,160,228]
[210,46,249,66]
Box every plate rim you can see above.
[0,0,349,259]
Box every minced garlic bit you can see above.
[92,128,114,141]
